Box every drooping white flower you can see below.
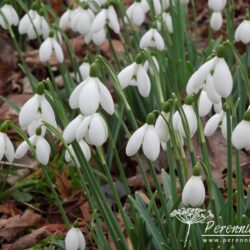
[76,113,109,147]
[18,9,49,40]
[140,28,165,51]
[65,227,86,250]
[118,61,151,97]
[65,140,91,164]
[71,7,95,35]
[126,0,149,26]
[39,32,64,63]
[210,12,223,31]
[0,4,19,29]
[59,8,75,30]
[231,111,250,150]
[162,12,173,33]
[0,132,15,162]
[235,20,250,44]
[19,84,57,133]
[126,114,160,161]
[15,134,51,165]
[88,5,120,46]
[208,0,227,12]
[69,64,114,115]
[182,164,205,207]
[155,111,170,142]
[186,53,233,98]
[173,101,197,138]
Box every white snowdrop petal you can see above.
[213,58,233,98]
[98,81,114,115]
[65,228,81,250]
[76,116,91,141]
[19,95,39,130]
[137,66,151,97]
[204,74,221,103]
[153,30,165,51]
[59,10,70,29]
[77,229,86,250]
[204,113,221,136]
[214,101,222,113]
[76,11,92,35]
[140,29,153,49]
[39,38,53,62]
[141,0,150,12]
[36,137,51,165]
[41,97,57,128]
[210,12,223,31]
[239,20,250,44]
[41,19,49,39]
[221,115,228,140]
[126,124,147,156]
[198,91,213,117]
[208,0,227,12]
[153,0,162,15]
[92,28,106,45]
[69,80,86,109]
[172,111,181,131]
[155,112,170,142]
[142,126,160,161]
[163,12,173,33]
[78,63,90,81]
[0,133,5,161]
[52,40,64,63]
[132,3,145,26]
[15,138,33,159]
[91,9,106,33]
[79,140,91,161]
[232,121,250,150]
[182,176,205,207]
[18,14,30,34]
[107,6,120,33]
[63,115,83,143]
[118,63,137,89]
[79,79,100,115]
[88,114,108,146]
[5,136,14,162]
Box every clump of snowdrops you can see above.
[0,0,250,249]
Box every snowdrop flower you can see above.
[186,46,233,98]
[39,31,64,63]
[0,122,14,163]
[208,0,227,12]
[19,7,49,40]
[70,5,95,36]
[235,18,250,44]
[155,102,172,142]
[162,12,173,33]
[198,90,222,117]
[118,54,151,97]
[126,113,160,161]
[15,129,51,165]
[77,62,90,82]
[65,140,91,164]
[173,97,197,138]
[140,28,165,51]
[69,63,114,115]
[76,113,108,146]
[182,163,205,207]
[143,56,160,74]
[59,7,75,30]
[0,4,19,29]
[65,225,86,250]
[126,0,149,26]
[232,111,250,150]
[63,113,109,147]
[19,83,57,133]
[90,4,120,45]
[204,110,227,138]
[210,12,223,31]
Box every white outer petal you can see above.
[91,9,106,33]
[153,29,165,51]
[210,12,223,31]
[39,38,53,62]
[76,116,91,141]
[204,74,221,103]
[107,6,120,34]
[79,78,100,115]
[208,0,227,12]
[238,20,250,44]
[19,95,39,130]
[63,115,84,143]
[204,113,222,136]
[0,133,6,161]
[126,124,147,156]
[213,58,233,98]
[198,91,213,117]
[182,176,205,207]
[5,135,15,162]
[155,112,170,142]
[137,66,151,97]
[118,63,137,89]
[231,121,250,150]
[79,140,91,161]
[78,63,90,81]
[98,80,114,115]
[69,80,86,109]
[92,28,106,45]
[131,3,145,26]
[52,39,64,63]
[36,137,51,165]
[139,29,153,49]
[41,97,57,128]
[142,126,160,161]
[65,228,81,250]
